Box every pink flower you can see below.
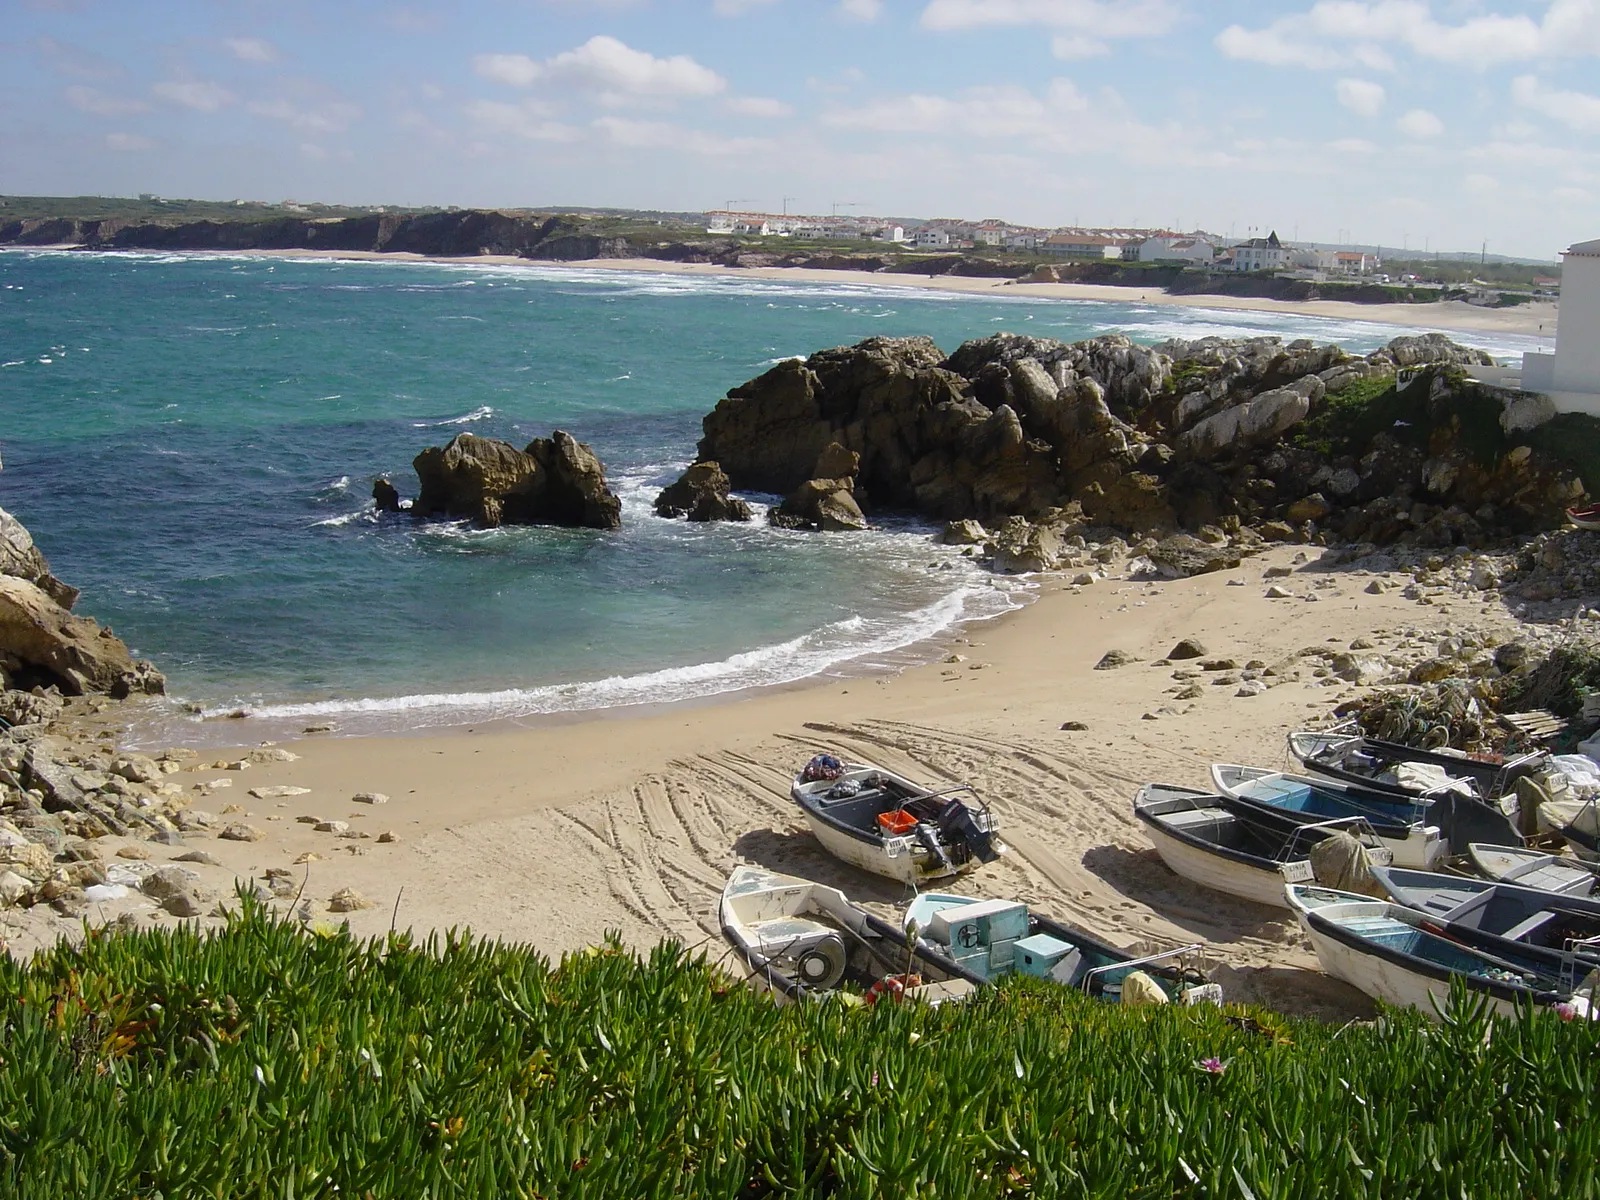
[1555,1002,1579,1022]
[870,1070,880,1086]
[1197,1057,1227,1074]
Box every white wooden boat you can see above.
[1132,783,1389,909]
[1539,795,1600,862]
[1372,865,1600,953]
[791,757,1005,885]
[1568,504,1600,532]
[1211,764,1447,870]
[903,892,1219,1004]
[1285,884,1597,1021]
[1288,728,1541,802]
[1468,843,1600,895]
[717,865,979,1004]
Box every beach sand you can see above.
[121,246,1558,342]
[31,543,1534,1019]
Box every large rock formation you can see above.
[689,330,1589,549]
[413,432,622,530]
[0,504,165,700]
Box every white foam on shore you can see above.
[190,580,1024,737]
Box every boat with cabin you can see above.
[901,892,1220,1005]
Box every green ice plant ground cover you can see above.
[0,899,1595,1199]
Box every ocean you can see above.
[0,249,1552,745]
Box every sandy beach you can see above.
[79,245,1558,342]
[24,540,1543,1019]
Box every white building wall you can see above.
[1554,244,1600,396]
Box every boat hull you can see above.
[1139,818,1291,908]
[799,809,973,884]
[1295,912,1525,1021]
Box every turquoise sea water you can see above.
[0,250,1552,744]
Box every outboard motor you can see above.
[913,821,954,874]
[936,798,1001,864]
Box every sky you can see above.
[3,0,1598,260]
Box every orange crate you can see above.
[877,810,918,836]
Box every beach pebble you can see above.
[377,831,399,844]
[1175,684,1205,700]
[328,887,375,913]
[196,778,232,791]
[1265,585,1294,598]
[1366,579,1390,594]
[1236,680,1268,697]
[141,866,200,901]
[314,820,350,835]
[293,851,323,864]
[1094,650,1138,670]
[246,747,300,765]
[296,815,322,824]
[218,822,265,843]
[1263,566,1293,579]
[302,724,334,734]
[220,803,244,815]
[1167,638,1207,660]
[162,891,206,918]
[352,792,389,805]
[249,786,311,799]
[1072,572,1096,586]
[173,850,221,866]
[0,871,33,906]
[115,844,152,861]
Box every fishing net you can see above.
[1309,831,1383,897]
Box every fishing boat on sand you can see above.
[1287,728,1543,802]
[1567,503,1600,532]
[1468,843,1600,895]
[902,892,1220,1005]
[1211,764,1448,869]
[1286,884,1598,1020]
[791,755,1005,885]
[1133,783,1391,909]
[1371,865,1600,953]
[718,866,978,1003]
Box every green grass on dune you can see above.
[0,900,1595,1198]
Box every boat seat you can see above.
[1500,910,1561,942]
[747,915,838,957]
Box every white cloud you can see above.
[1217,1,1599,71]
[248,97,363,135]
[224,37,279,63]
[105,131,155,151]
[1397,107,1443,137]
[837,0,882,19]
[1335,77,1385,116]
[472,37,725,101]
[1512,74,1600,132]
[1052,34,1110,59]
[1328,136,1376,152]
[151,79,235,111]
[591,116,771,156]
[1464,172,1499,194]
[725,95,794,117]
[65,85,150,117]
[464,98,581,141]
[920,0,1180,37]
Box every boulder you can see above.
[1168,638,1207,660]
[412,431,622,530]
[654,461,752,522]
[770,479,868,532]
[372,478,402,513]
[986,517,1062,574]
[0,505,78,609]
[1178,382,1317,461]
[1147,535,1247,578]
[939,519,988,546]
[0,575,165,698]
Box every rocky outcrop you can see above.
[771,478,867,532]
[654,462,751,522]
[693,331,1590,551]
[412,432,622,530]
[372,478,402,514]
[0,503,164,701]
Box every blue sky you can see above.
[4,0,1598,259]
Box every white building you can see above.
[1521,238,1600,417]
[1138,236,1216,265]
[1229,231,1287,272]
[1004,231,1041,251]
[913,227,952,248]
